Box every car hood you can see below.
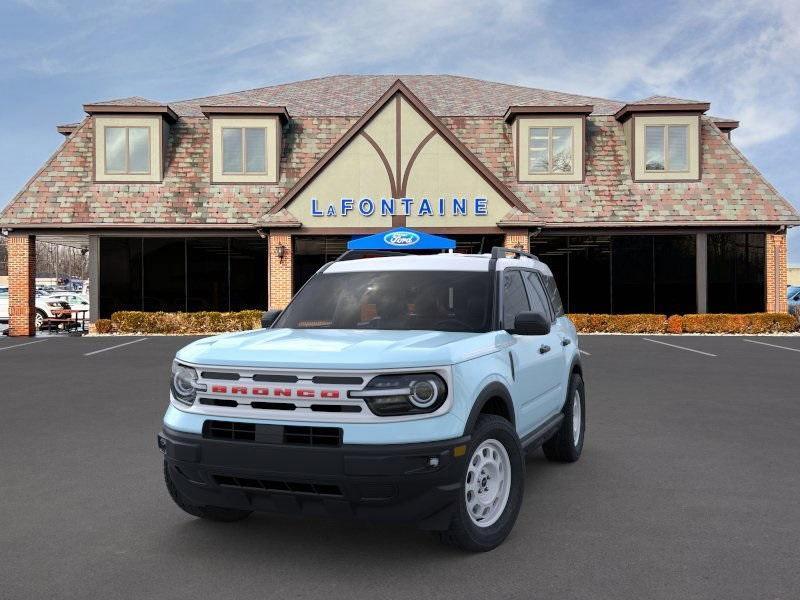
[176,328,506,370]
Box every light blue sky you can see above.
[1,0,798,260]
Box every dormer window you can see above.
[201,106,289,184]
[528,126,574,174]
[105,126,151,174]
[505,106,591,183]
[644,124,688,172]
[222,127,268,174]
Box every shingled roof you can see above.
[1,75,797,229]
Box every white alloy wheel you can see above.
[572,389,582,447]
[464,439,511,528]
[35,311,44,329]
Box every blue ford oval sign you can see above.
[383,231,420,247]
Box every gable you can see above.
[273,82,528,228]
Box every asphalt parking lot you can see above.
[1,334,799,600]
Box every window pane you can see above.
[530,236,569,311]
[645,126,665,171]
[551,127,573,173]
[230,238,268,311]
[127,127,150,173]
[222,128,243,173]
[521,271,550,318]
[143,238,186,312]
[244,128,266,173]
[667,125,688,171]
[502,271,530,329]
[187,238,229,311]
[708,233,765,312]
[528,128,549,173]
[566,236,611,314]
[99,238,142,317]
[542,274,564,317]
[654,236,695,314]
[612,236,654,313]
[104,127,127,173]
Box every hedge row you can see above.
[568,313,799,334]
[109,310,262,334]
[96,310,798,335]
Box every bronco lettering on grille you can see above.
[208,385,340,399]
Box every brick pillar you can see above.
[8,234,36,336]
[765,232,788,312]
[503,229,530,252]
[268,232,293,309]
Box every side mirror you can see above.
[261,309,282,329]
[509,311,550,336]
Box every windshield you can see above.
[275,270,493,332]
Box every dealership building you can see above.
[1,75,797,335]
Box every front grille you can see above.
[203,420,342,447]
[284,425,342,446]
[204,420,255,441]
[213,475,343,497]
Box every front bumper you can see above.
[159,426,470,530]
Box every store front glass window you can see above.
[708,233,764,312]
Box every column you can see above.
[268,231,293,309]
[503,229,530,253]
[765,232,788,312]
[88,235,99,322]
[8,233,36,336]
[696,233,707,314]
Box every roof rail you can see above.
[490,247,539,261]
[332,249,411,263]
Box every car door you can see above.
[500,269,563,437]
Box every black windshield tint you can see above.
[275,270,493,332]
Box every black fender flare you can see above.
[560,354,583,411]
[463,381,515,434]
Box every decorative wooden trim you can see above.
[360,131,397,199]
[200,105,290,122]
[399,130,436,197]
[268,79,530,215]
[83,103,178,122]
[504,104,593,122]
[614,102,710,122]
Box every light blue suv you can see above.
[159,247,585,551]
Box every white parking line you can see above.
[0,339,49,352]
[743,339,800,353]
[579,349,591,356]
[84,338,147,356]
[641,337,717,357]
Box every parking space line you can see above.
[743,339,800,353]
[0,339,49,352]
[84,338,147,356]
[579,349,591,356]
[641,337,717,357]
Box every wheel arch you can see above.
[464,382,516,434]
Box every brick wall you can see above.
[7,234,36,336]
[765,232,788,313]
[503,229,530,253]
[268,232,293,309]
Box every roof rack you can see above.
[490,247,539,261]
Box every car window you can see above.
[541,273,564,317]
[502,270,531,329]
[521,271,552,321]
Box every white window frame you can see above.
[527,126,575,175]
[221,127,269,175]
[644,124,689,173]
[104,126,152,175]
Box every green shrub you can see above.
[111,310,262,334]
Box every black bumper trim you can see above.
[159,426,470,529]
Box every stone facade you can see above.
[7,234,36,336]
[765,233,788,313]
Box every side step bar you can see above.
[520,414,564,450]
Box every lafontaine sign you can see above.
[311,196,488,218]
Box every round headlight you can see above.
[170,362,203,405]
[409,379,438,408]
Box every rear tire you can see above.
[35,309,46,330]
[439,414,524,552]
[163,461,252,522]
[542,372,585,463]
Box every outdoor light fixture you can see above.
[256,228,267,239]
[0,228,9,236]
[513,243,523,250]
[275,243,286,263]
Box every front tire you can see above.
[35,309,46,330]
[542,372,585,463]
[440,414,524,552]
[163,461,252,522]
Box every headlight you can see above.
[170,362,206,406]
[350,373,447,416]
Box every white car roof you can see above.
[324,252,553,276]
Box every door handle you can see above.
[561,338,571,346]
[539,344,551,354]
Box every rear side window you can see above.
[502,271,531,329]
[542,273,564,317]
[522,271,551,320]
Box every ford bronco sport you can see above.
[159,247,585,551]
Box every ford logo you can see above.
[383,231,420,247]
